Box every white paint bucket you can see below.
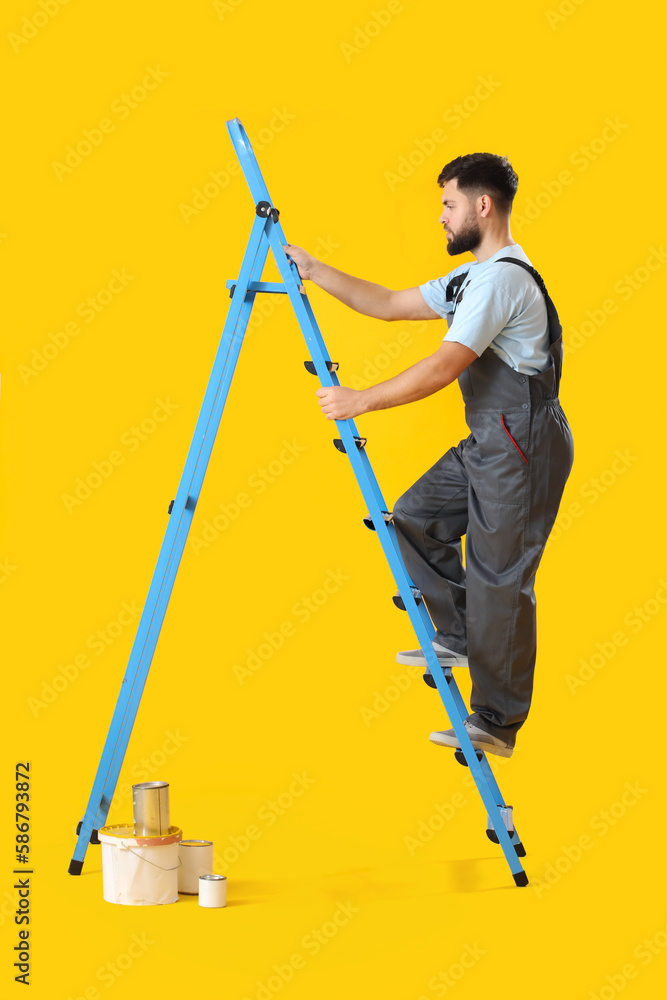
[178,840,213,895]
[98,824,182,906]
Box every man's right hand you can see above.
[282,244,319,281]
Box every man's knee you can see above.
[392,491,420,524]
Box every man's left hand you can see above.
[316,386,366,421]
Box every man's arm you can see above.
[316,341,478,420]
[282,244,441,321]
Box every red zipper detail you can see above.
[501,413,528,463]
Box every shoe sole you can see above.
[395,651,468,668]
[429,733,514,759]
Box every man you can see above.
[283,152,573,759]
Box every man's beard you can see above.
[446,213,481,256]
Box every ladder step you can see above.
[334,437,366,453]
[363,512,393,530]
[486,806,514,842]
[454,748,484,766]
[226,280,288,296]
[304,360,339,374]
[76,821,100,845]
[393,587,422,609]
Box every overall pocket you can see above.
[501,412,528,463]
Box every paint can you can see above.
[99,824,182,906]
[198,873,227,908]
[132,781,170,836]
[178,840,214,894]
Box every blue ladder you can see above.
[69,118,528,887]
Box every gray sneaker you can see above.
[396,640,469,669]
[429,720,514,759]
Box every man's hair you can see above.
[437,153,518,215]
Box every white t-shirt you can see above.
[419,244,551,375]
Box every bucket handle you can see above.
[124,846,183,872]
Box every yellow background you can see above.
[2,0,666,996]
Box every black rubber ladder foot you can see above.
[68,859,83,876]
[514,842,527,857]
[513,870,529,887]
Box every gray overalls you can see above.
[392,258,574,742]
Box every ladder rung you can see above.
[334,437,366,453]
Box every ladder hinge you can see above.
[256,200,280,223]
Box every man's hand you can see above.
[283,244,319,281]
[316,385,367,421]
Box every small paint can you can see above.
[132,781,170,836]
[198,873,227,908]
[178,840,214,894]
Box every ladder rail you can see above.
[69,213,272,871]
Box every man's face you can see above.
[438,179,482,256]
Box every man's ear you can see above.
[478,194,493,217]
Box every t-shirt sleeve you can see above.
[419,275,457,322]
[443,275,516,356]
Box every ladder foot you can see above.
[514,842,527,857]
[423,671,436,688]
[68,859,84,876]
[454,749,484,766]
[513,871,529,887]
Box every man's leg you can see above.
[392,440,470,653]
[464,412,573,742]
[464,488,537,742]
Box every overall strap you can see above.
[444,270,470,313]
[495,257,562,344]
[496,256,563,388]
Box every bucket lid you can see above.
[99,823,182,847]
